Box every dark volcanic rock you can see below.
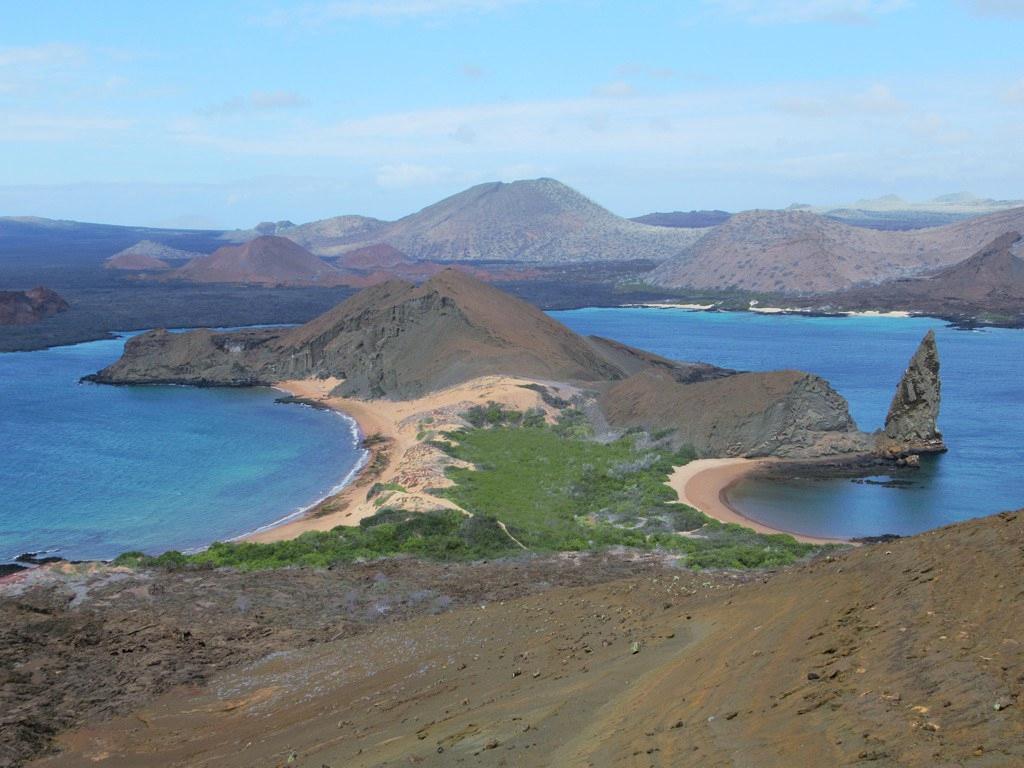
[0,287,69,325]
[879,330,946,455]
[599,367,873,458]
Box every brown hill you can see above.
[0,287,69,325]
[334,243,411,270]
[105,252,170,270]
[18,510,1023,768]
[649,206,1024,294]
[171,235,341,285]
[92,269,624,398]
[89,271,936,461]
[827,232,1024,318]
[600,367,871,457]
[105,240,203,270]
[281,178,707,262]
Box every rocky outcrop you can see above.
[0,287,69,325]
[89,270,626,398]
[90,270,926,461]
[878,330,945,455]
[599,368,873,459]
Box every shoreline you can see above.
[666,458,849,545]
[242,375,573,544]
[242,379,404,542]
[230,404,370,542]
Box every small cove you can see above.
[0,332,365,562]
[552,308,1024,539]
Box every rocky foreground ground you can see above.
[2,511,1021,767]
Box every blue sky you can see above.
[1,0,1023,227]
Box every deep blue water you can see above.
[0,334,364,561]
[552,309,1024,539]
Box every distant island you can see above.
[0,287,68,325]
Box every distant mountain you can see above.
[648,207,1024,294]
[106,252,171,271]
[223,215,388,249]
[334,243,411,270]
[797,192,1024,231]
[265,179,707,263]
[0,286,69,325]
[106,240,205,270]
[172,235,342,285]
[630,210,732,228]
[824,233,1024,319]
[0,217,225,268]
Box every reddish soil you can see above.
[5,511,1021,767]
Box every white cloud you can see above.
[257,0,525,26]
[772,83,905,116]
[198,90,307,116]
[375,162,452,188]
[1006,79,1024,104]
[0,43,88,95]
[0,43,84,68]
[450,124,477,143]
[961,0,1024,17]
[591,80,637,98]
[0,112,134,142]
[705,0,907,24]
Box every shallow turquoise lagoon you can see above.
[1,334,364,561]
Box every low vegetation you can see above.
[439,409,817,568]
[116,403,820,572]
[114,509,515,571]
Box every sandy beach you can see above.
[245,375,574,543]
[666,458,848,545]
[246,377,849,546]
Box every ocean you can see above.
[553,308,1024,539]
[3,311,1022,558]
[0,333,365,562]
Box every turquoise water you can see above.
[0,334,364,562]
[4,312,1023,556]
[552,309,1024,539]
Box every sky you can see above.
[1,0,1023,228]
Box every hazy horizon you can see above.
[4,0,1024,227]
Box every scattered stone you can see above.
[994,696,1013,711]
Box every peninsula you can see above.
[89,269,943,544]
